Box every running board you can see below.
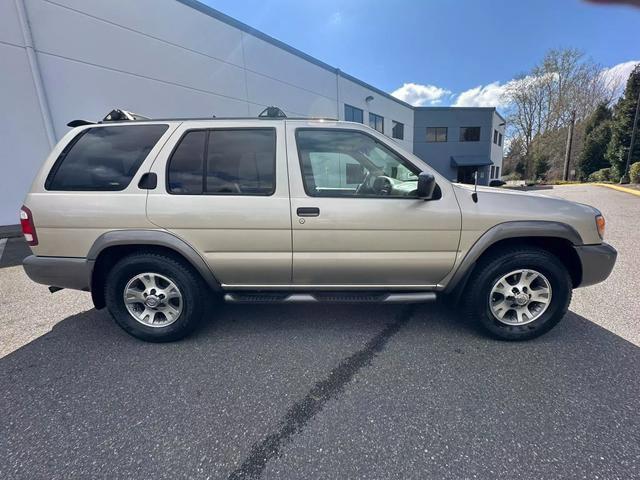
[224,292,437,304]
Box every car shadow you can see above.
[1,303,639,479]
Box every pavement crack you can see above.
[227,305,414,480]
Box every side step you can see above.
[224,292,436,304]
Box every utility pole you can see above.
[620,88,640,184]
[563,110,576,181]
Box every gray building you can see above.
[413,107,505,186]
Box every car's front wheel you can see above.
[104,252,207,342]
[463,247,572,341]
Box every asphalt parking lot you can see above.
[1,185,639,479]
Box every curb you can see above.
[592,183,640,197]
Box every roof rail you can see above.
[102,109,150,122]
[258,106,287,118]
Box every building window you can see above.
[460,127,481,142]
[168,128,276,195]
[369,112,384,133]
[495,166,500,178]
[392,121,404,140]
[426,127,447,142]
[498,133,503,146]
[490,166,495,178]
[493,129,498,144]
[345,104,363,123]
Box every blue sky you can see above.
[202,0,639,107]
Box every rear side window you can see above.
[167,128,276,195]
[46,125,168,191]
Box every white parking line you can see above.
[0,238,7,263]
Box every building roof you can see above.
[175,0,413,109]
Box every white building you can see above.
[1,0,416,226]
[2,0,503,227]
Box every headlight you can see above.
[595,214,606,239]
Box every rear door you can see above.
[286,122,461,288]
[147,120,292,287]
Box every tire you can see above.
[463,247,572,341]
[104,252,208,342]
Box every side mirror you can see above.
[416,172,436,200]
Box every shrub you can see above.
[630,162,640,184]
[587,168,611,182]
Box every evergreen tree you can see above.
[606,64,640,180]
[577,103,612,180]
[533,153,550,180]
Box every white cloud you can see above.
[453,81,511,108]
[391,59,638,111]
[601,60,639,97]
[390,83,452,106]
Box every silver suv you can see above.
[21,111,617,342]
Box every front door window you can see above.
[295,129,420,198]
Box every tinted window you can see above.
[206,129,275,195]
[345,104,364,123]
[167,129,276,195]
[167,130,206,194]
[369,113,384,133]
[460,127,481,142]
[426,127,447,142]
[46,125,168,191]
[392,121,404,140]
[296,129,419,198]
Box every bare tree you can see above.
[502,48,613,179]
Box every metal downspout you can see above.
[15,0,56,147]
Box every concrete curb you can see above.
[592,183,640,197]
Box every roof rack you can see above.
[258,106,287,118]
[102,109,150,122]
[67,107,337,127]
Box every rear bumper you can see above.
[574,243,617,288]
[23,255,91,291]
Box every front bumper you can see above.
[23,255,91,291]
[574,243,617,288]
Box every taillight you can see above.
[20,205,38,246]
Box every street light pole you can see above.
[621,88,640,184]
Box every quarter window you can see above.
[460,127,481,142]
[392,121,404,140]
[345,104,364,123]
[296,129,420,198]
[426,127,447,142]
[369,112,384,133]
[46,124,168,191]
[168,128,276,195]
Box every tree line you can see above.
[501,49,639,183]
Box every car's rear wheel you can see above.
[463,247,572,341]
[105,252,207,342]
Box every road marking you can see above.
[0,238,7,263]
[593,183,640,197]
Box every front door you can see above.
[286,125,461,288]
[147,120,292,287]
